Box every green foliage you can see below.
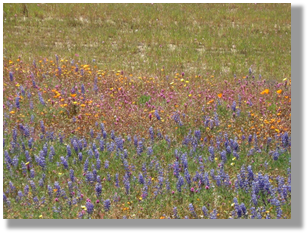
[138,95,151,105]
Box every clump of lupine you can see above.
[3,56,291,219]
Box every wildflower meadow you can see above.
[3,3,291,219]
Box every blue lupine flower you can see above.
[248,134,252,144]
[250,207,257,219]
[115,173,119,187]
[164,179,170,191]
[277,206,282,219]
[39,179,44,187]
[202,206,208,218]
[30,169,35,178]
[184,168,191,186]
[189,203,197,217]
[29,180,36,192]
[172,112,183,126]
[40,121,45,134]
[96,158,101,170]
[94,149,100,159]
[82,138,87,148]
[215,175,221,186]
[93,169,97,181]
[88,149,94,158]
[59,134,64,144]
[33,196,39,204]
[104,160,109,169]
[66,145,72,157]
[142,184,148,199]
[21,162,27,174]
[149,126,154,141]
[102,130,107,139]
[104,199,111,212]
[86,201,94,215]
[73,140,78,154]
[24,185,29,196]
[226,145,232,154]
[231,101,236,112]
[155,110,161,120]
[208,146,215,161]
[247,165,254,181]
[133,135,138,147]
[236,108,241,116]
[4,160,10,171]
[95,183,102,198]
[60,156,68,169]
[137,140,143,156]
[281,132,289,148]
[99,123,104,133]
[70,169,74,182]
[233,197,242,218]
[210,209,217,219]
[84,157,89,172]
[147,146,153,156]
[158,176,164,189]
[4,151,12,165]
[9,71,14,81]
[123,175,130,194]
[99,138,105,151]
[18,191,23,199]
[77,152,82,162]
[182,155,188,169]
[272,149,280,161]
[122,149,127,158]
[194,129,201,141]
[107,142,115,152]
[251,193,258,206]
[38,154,46,169]
[111,130,115,140]
[15,95,20,109]
[240,203,247,216]
[176,175,184,192]
[165,135,171,146]
[220,151,227,162]
[173,161,180,178]
[12,128,17,143]
[173,207,179,219]
[38,92,45,105]
[123,159,129,172]
[86,171,94,183]
[115,137,123,151]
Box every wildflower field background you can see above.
[3,3,291,219]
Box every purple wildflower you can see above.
[104,199,111,212]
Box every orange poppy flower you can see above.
[260,89,269,95]
[217,93,223,98]
[207,99,214,104]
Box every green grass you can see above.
[3,3,291,80]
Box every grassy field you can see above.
[4,3,290,78]
[3,3,291,219]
